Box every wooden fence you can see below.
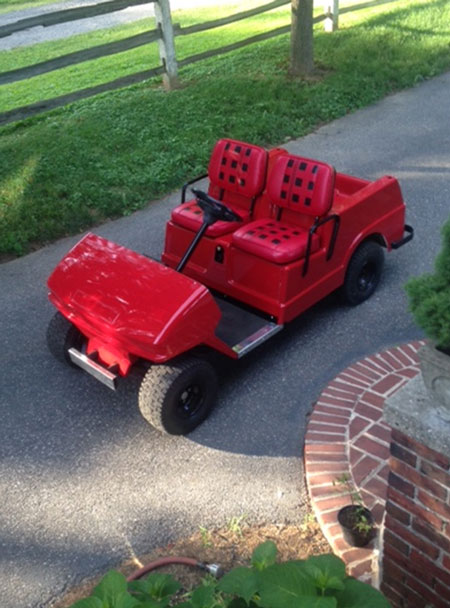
[0,0,396,125]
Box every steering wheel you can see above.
[191,188,242,223]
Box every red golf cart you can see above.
[47,139,413,434]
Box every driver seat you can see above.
[171,139,268,237]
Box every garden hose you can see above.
[126,556,224,582]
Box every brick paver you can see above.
[304,342,423,586]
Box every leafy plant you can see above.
[334,474,361,506]
[353,513,372,535]
[227,514,247,538]
[405,218,450,353]
[68,541,391,608]
[333,475,374,536]
[199,525,213,548]
[300,512,317,531]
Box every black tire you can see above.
[46,311,84,366]
[138,357,218,435]
[341,241,384,306]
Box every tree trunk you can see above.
[290,0,313,76]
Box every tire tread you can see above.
[138,358,217,435]
[46,311,83,365]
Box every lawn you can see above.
[0,1,292,111]
[1,0,449,256]
[0,0,61,15]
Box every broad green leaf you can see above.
[226,599,251,608]
[111,592,141,608]
[292,599,336,608]
[70,598,103,608]
[92,571,128,603]
[190,584,216,608]
[335,577,392,608]
[304,555,346,581]
[251,541,277,571]
[218,566,259,604]
[257,562,317,608]
[127,591,163,607]
[128,572,180,602]
[303,555,346,593]
[321,577,345,592]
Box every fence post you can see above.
[154,0,179,90]
[290,0,314,76]
[323,0,338,32]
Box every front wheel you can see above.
[340,241,384,306]
[138,357,218,435]
[46,311,84,365]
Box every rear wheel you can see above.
[46,311,84,366]
[138,357,218,435]
[341,241,384,306]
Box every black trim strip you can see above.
[391,224,414,249]
[302,214,340,277]
[181,173,208,203]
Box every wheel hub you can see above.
[178,384,203,418]
[358,264,375,292]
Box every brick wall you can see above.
[381,429,450,608]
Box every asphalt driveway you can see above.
[1,71,449,608]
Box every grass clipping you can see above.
[54,520,330,607]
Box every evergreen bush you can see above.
[405,219,450,353]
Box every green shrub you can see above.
[405,219,450,353]
[69,541,391,607]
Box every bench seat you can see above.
[231,219,320,264]
[232,154,335,264]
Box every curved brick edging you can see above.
[304,341,424,586]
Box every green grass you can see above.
[0,0,61,15]
[0,1,292,111]
[1,0,450,256]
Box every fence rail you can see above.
[0,0,152,38]
[178,24,292,69]
[0,30,159,85]
[0,0,396,125]
[178,0,288,36]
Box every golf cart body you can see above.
[48,234,223,372]
[163,149,408,323]
[47,138,413,433]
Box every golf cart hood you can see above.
[47,233,221,362]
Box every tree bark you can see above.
[290,0,314,76]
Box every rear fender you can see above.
[341,176,406,270]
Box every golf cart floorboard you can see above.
[213,296,283,358]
